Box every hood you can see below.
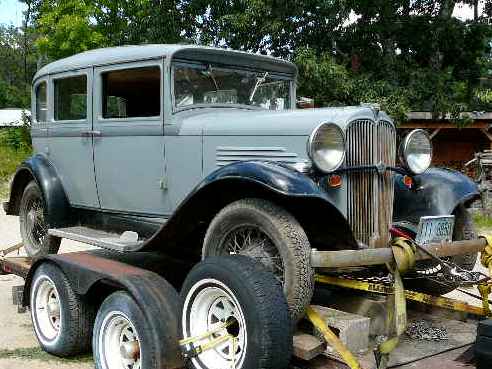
[172,106,393,136]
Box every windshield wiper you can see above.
[249,72,269,102]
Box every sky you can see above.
[0,0,486,28]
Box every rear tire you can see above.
[202,198,314,322]
[405,205,478,295]
[181,255,292,369]
[19,181,60,257]
[30,263,95,356]
[94,292,151,369]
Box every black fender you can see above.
[393,167,480,224]
[23,251,183,368]
[4,154,70,227]
[144,161,357,253]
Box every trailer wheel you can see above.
[30,263,94,356]
[203,198,314,322]
[181,255,292,369]
[94,291,173,369]
[20,181,60,257]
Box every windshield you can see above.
[173,63,291,110]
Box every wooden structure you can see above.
[400,112,492,173]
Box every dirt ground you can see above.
[0,206,490,369]
[0,207,93,369]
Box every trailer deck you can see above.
[0,249,485,369]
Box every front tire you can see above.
[30,263,94,356]
[19,181,60,257]
[181,256,292,369]
[202,198,314,322]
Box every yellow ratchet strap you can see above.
[374,238,411,369]
[479,235,492,316]
[316,275,488,316]
[306,306,361,369]
[179,321,237,361]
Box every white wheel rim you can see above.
[99,311,141,369]
[32,276,61,342]
[183,279,247,369]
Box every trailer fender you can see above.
[4,154,70,228]
[393,167,480,224]
[143,160,357,252]
[23,252,183,368]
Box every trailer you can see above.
[1,236,491,369]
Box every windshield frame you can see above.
[170,60,295,113]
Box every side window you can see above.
[102,66,160,119]
[54,75,87,121]
[35,82,48,122]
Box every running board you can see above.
[48,226,144,252]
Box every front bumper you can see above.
[311,238,488,268]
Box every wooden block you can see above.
[311,305,370,355]
[293,333,325,361]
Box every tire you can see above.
[30,263,95,356]
[202,198,314,322]
[405,205,478,295]
[93,290,178,369]
[19,181,60,257]
[181,255,292,369]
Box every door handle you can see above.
[81,130,102,138]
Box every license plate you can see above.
[415,215,455,245]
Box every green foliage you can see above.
[36,0,107,59]
[1,0,491,124]
[473,212,492,231]
[0,24,35,108]
[0,113,32,151]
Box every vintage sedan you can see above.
[4,45,479,330]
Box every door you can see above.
[92,60,169,216]
[48,69,99,208]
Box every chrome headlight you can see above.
[399,129,432,174]
[308,123,345,173]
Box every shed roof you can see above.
[0,109,30,127]
[34,44,297,81]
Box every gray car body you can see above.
[5,44,480,254]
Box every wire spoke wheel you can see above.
[24,197,48,250]
[222,225,285,284]
[99,312,142,369]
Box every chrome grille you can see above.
[346,120,396,248]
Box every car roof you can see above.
[34,44,297,81]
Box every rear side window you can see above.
[54,75,87,121]
[102,66,161,119]
[35,82,47,122]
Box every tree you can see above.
[35,0,107,60]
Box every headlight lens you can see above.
[399,129,432,174]
[308,123,345,173]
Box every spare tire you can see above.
[181,255,292,369]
